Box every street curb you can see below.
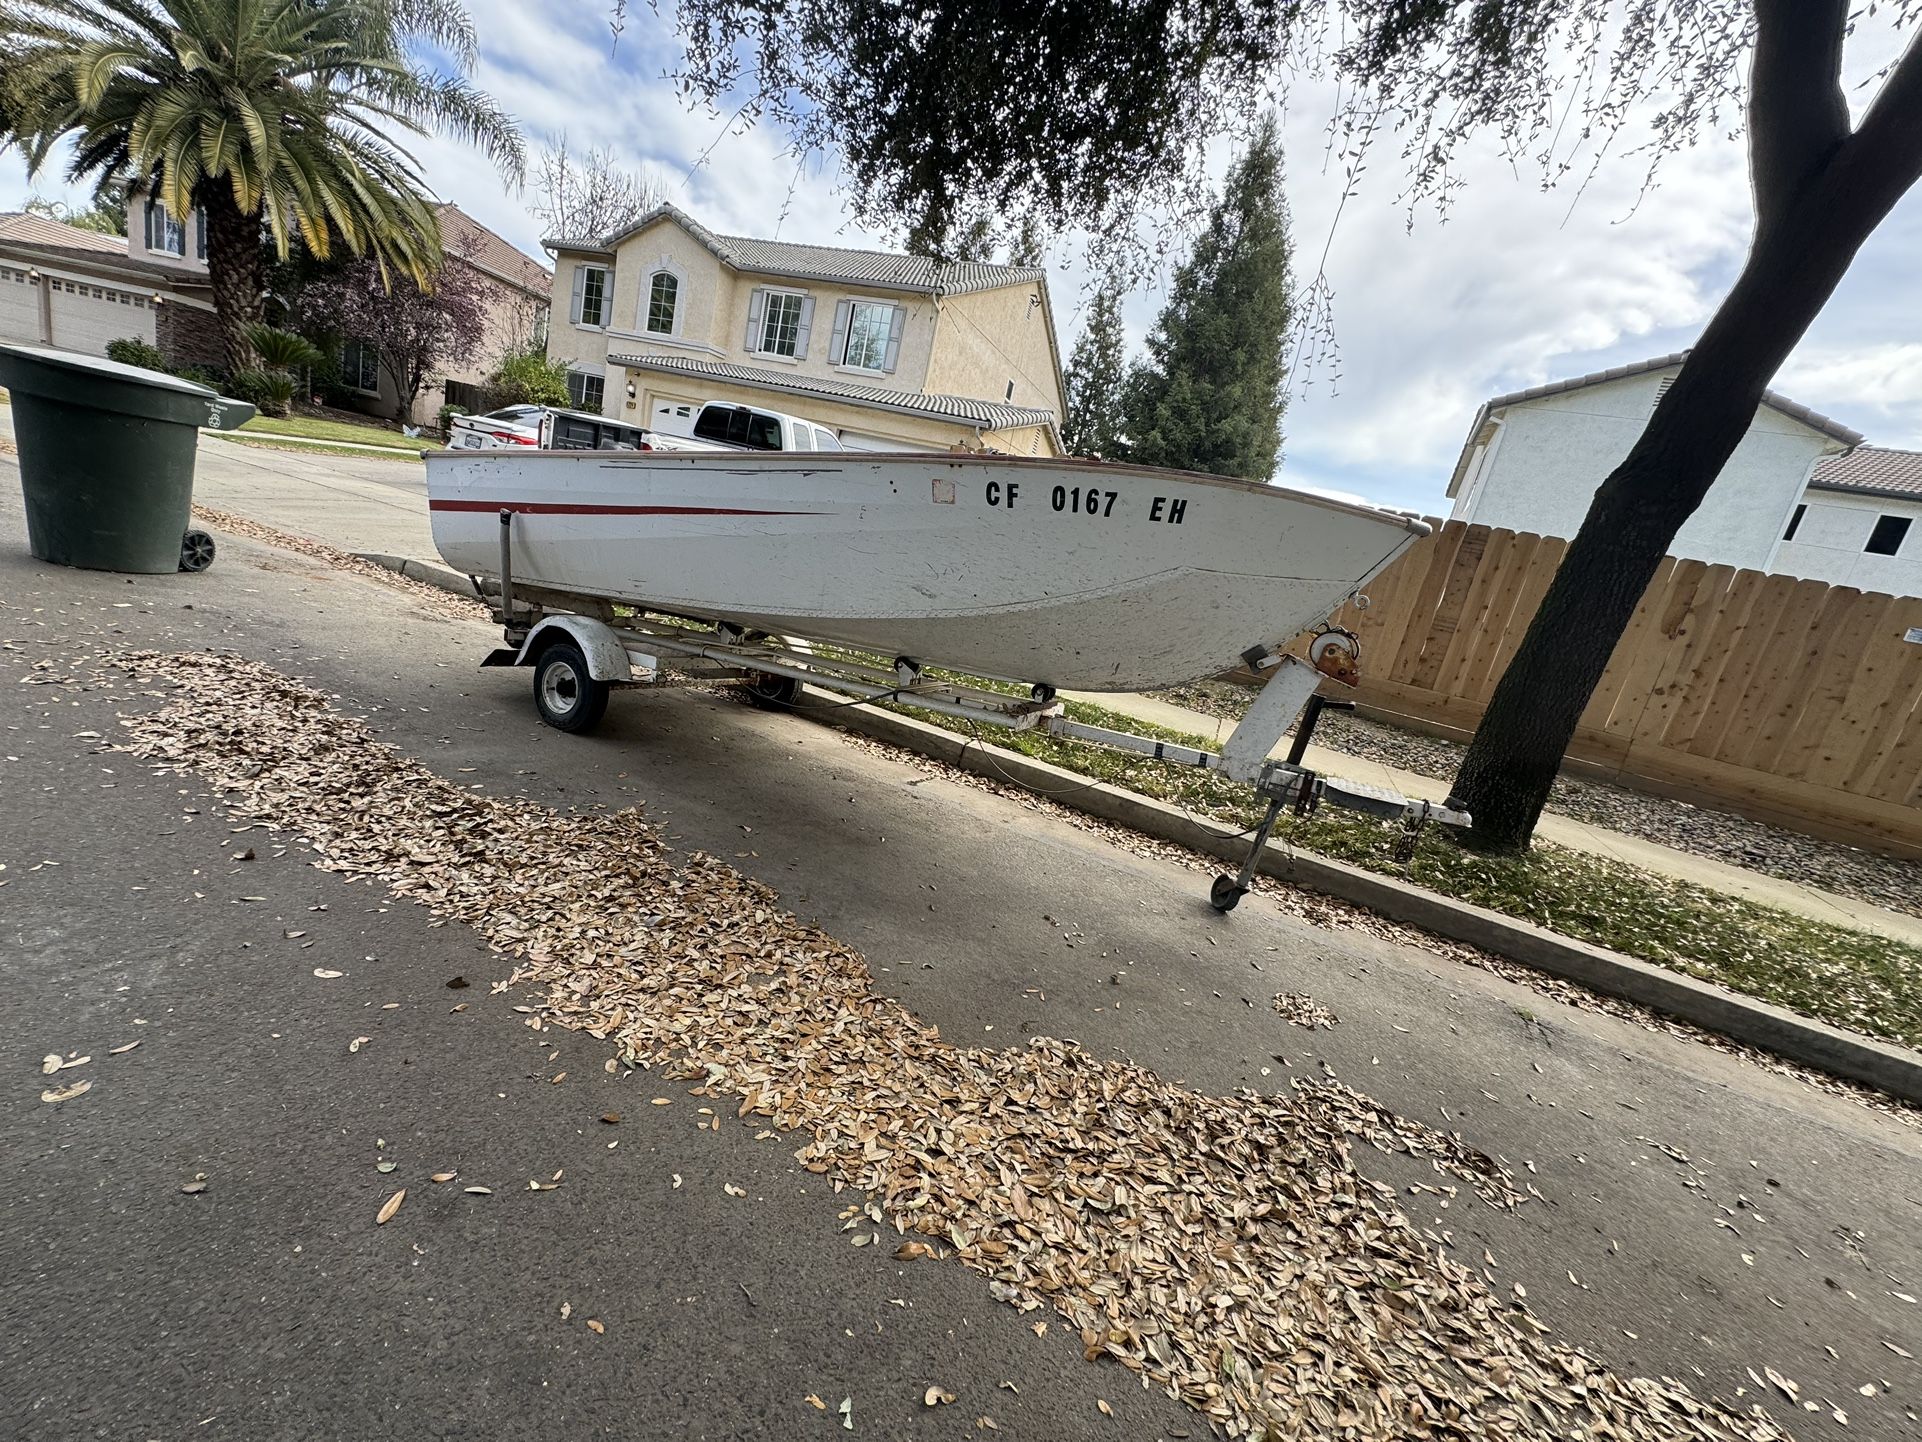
[806,695,1922,1105]
[206,428,431,459]
[355,553,479,600]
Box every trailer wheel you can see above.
[533,641,609,734]
[1209,875,1246,913]
[743,671,801,709]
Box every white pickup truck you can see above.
[449,399,843,454]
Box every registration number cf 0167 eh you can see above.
[981,480,1188,524]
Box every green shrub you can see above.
[490,349,570,406]
[105,337,168,371]
[245,324,323,371]
[437,403,468,435]
[229,366,297,418]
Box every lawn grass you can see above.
[222,434,425,462]
[237,413,441,453]
[890,691,1922,1050]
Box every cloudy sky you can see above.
[7,4,1917,516]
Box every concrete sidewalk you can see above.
[131,416,1919,947]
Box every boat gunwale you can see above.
[423,447,1431,538]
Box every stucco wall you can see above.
[1450,370,1842,569]
[1774,489,1922,595]
[548,245,612,377]
[924,283,1062,418]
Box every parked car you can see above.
[446,404,548,449]
[651,399,844,452]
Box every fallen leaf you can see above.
[585,1319,605,1334]
[1097,1399,1113,1417]
[895,1241,936,1261]
[724,1182,747,1197]
[650,1097,672,1106]
[550,1072,566,1084]
[180,1180,207,1195]
[804,1395,826,1411]
[560,1302,573,1320]
[108,1041,140,1055]
[376,1160,397,1173]
[376,1189,405,1224]
[1887,1341,1914,1359]
[40,1080,91,1103]
[40,1053,61,1075]
[924,1386,955,1407]
[600,1112,622,1124]
[463,1186,492,1195]
[313,968,344,979]
[446,976,469,989]
[839,1398,852,1431]
[234,847,255,861]
[349,1036,370,1053]
[431,1172,458,1183]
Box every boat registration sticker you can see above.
[931,478,956,504]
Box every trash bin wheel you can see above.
[533,640,609,734]
[179,529,217,573]
[1209,874,1246,913]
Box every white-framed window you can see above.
[342,338,379,394]
[746,287,813,358]
[834,299,904,373]
[144,199,185,257]
[568,370,605,411]
[570,264,609,328]
[644,270,679,335]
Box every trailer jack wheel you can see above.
[533,641,609,734]
[1209,874,1247,912]
[743,671,801,709]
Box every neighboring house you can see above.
[0,202,222,367]
[1775,448,1922,594]
[544,204,1065,454]
[1447,353,1864,572]
[335,201,553,426]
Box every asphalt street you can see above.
[2,481,1919,1441]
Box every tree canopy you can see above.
[1123,118,1292,481]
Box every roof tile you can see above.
[1810,447,1922,500]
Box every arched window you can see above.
[645,271,678,334]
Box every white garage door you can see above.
[48,279,154,356]
[838,428,935,452]
[0,267,40,346]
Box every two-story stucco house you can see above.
[1447,353,1866,573]
[1775,447,1922,594]
[543,205,1065,454]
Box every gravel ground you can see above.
[1159,680,1922,920]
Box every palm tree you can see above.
[0,0,523,368]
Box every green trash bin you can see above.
[0,343,255,574]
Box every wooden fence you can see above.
[1304,520,1922,859]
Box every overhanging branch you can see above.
[1833,23,1922,220]
[1747,0,1850,226]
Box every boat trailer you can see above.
[472,511,1468,913]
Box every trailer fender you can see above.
[507,616,635,682]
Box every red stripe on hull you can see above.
[429,499,823,517]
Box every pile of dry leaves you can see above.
[112,650,1794,1441]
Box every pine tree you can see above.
[1122,115,1290,480]
[1062,284,1128,457]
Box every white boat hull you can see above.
[425,450,1426,693]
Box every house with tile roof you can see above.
[1775,447,1922,593]
[1446,352,1873,578]
[543,204,1065,454]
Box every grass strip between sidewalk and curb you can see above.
[875,692,1922,1055]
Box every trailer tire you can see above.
[743,671,801,709]
[533,641,609,734]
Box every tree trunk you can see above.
[1450,114,1920,851]
[202,186,266,372]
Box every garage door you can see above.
[0,267,40,346]
[48,280,155,356]
[838,428,935,452]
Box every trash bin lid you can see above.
[0,342,253,429]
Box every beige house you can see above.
[543,205,1064,453]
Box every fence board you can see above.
[1435,528,1519,699]
[1404,526,1490,691]
[1455,530,1543,701]
[1632,563,1736,748]
[1662,569,1770,752]
[1470,535,1567,706]
[1774,592,1893,781]
[1736,584,1861,776]
[1605,559,1708,743]
[1579,557,1678,733]
[1817,598,1922,791]
[1385,524,1470,685]
[1702,578,1831,766]
[1681,574,1801,760]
